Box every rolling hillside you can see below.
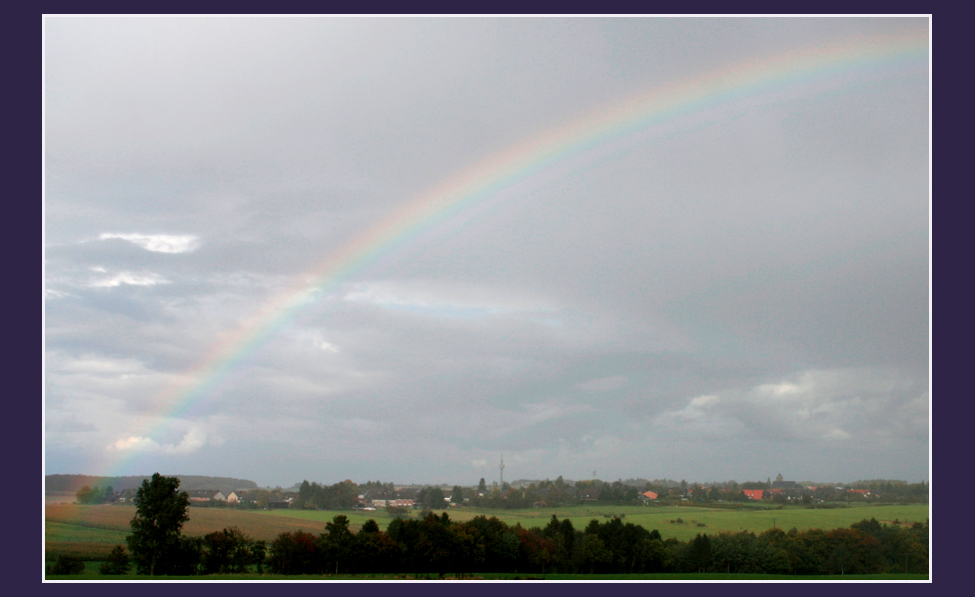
[46,474,259,495]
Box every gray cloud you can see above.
[99,233,201,254]
[44,17,928,486]
[652,367,928,443]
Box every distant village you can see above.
[67,472,926,510]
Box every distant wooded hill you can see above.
[45,474,258,494]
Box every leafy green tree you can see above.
[267,531,320,575]
[224,527,253,573]
[418,486,446,509]
[632,537,669,573]
[354,524,400,573]
[76,485,94,504]
[451,485,464,504]
[361,519,381,534]
[201,530,232,574]
[579,534,612,573]
[126,473,191,575]
[542,514,575,568]
[297,480,314,508]
[252,540,267,574]
[827,542,853,575]
[515,525,553,573]
[850,517,884,539]
[788,528,829,574]
[327,480,361,509]
[98,545,130,575]
[246,488,273,509]
[201,527,253,574]
[478,478,487,493]
[711,531,755,573]
[322,515,355,574]
[686,533,712,572]
[825,527,884,574]
[170,535,203,575]
[199,526,252,574]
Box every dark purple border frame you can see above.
[22,2,952,595]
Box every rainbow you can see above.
[104,32,927,474]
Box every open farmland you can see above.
[45,501,929,579]
[45,501,929,560]
[45,504,332,551]
[262,503,929,541]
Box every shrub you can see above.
[50,554,86,575]
[99,545,130,575]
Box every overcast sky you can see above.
[44,17,929,488]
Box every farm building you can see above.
[371,498,414,508]
[187,490,227,502]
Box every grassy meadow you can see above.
[45,501,929,576]
[47,502,930,547]
[262,502,929,541]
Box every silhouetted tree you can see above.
[126,473,191,575]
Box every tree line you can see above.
[74,484,118,505]
[108,511,929,577]
[295,479,361,509]
[290,476,928,511]
[258,513,928,576]
[96,474,926,577]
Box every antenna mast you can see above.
[499,453,505,488]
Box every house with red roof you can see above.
[742,489,764,500]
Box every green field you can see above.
[45,501,929,569]
[262,503,929,541]
[45,521,129,545]
[47,502,928,547]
